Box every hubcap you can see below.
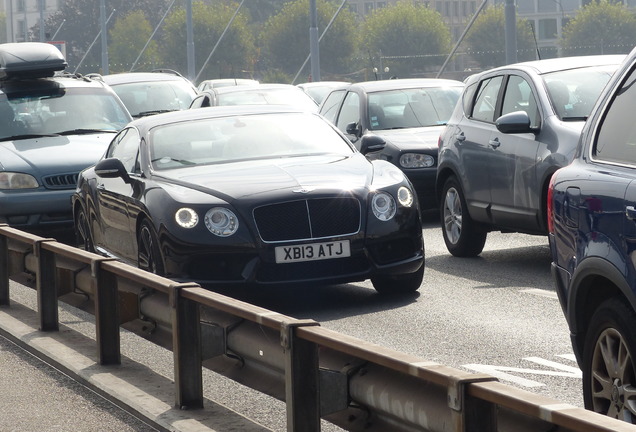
[443,187,462,244]
[591,328,636,422]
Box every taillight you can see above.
[547,174,556,234]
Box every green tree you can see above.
[465,5,536,69]
[42,0,171,74]
[360,1,451,79]
[160,1,256,82]
[109,11,161,73]
[260,0,358,82]
[561,0,636,56]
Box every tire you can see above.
[371,264,424,295]
[583,298,636,423]
[439,176,486,257]
[74,205,95,252]
[137,219,165,276]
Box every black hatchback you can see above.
[549,48,636,424]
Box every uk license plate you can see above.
[274,240,351,263]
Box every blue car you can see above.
[549,48,636,424]
[0,42,131,237]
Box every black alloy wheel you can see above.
[75,206,95,252]
[137,219,165,276]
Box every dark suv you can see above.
[549,49,636,423]
[436,55,623,257]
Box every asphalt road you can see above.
[0,212,586,431]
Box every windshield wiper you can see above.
[57,129,116,135]
[0,133,60,142]
[136,110,176,117]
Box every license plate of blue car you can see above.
[275,240,351,263]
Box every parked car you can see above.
[189,83,319,112]
[197,78,259,92]
[319,78,464,209]
[0,42,131,237]
[93,70,198,118]
[548,48,636,424]
[296,80,348,105]
[72,105,424,294]
[436,55,624,257]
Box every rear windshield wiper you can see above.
[0,133,60,141]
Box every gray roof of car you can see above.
[343,78,464,93]
[477,54,626,76]
[97,71,190,85]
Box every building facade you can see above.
[4,0,60,44]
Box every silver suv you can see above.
[436,55,624,257]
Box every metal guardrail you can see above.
[0,224,635,432]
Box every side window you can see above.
[108,127,140,173]
[501,75,540,128]
[470,75,503,122]
[319,90,346,124]
[336,92,360,133]
[594,68,636,164]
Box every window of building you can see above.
[560,0,580,12]
[538,19,558,40]
[349,4,358,14]
[17,0,25,13]
[365,2,374,14]
[538,0,557,12]
[517,0,535,13]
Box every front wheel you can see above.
[371,264,424,295]
[440,176,486,257]
[583,298,636,423]
[74,205,95,252]
[137,219,165,276]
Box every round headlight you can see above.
[0,172,39,190]
[399,153,434,169]
[397,186,414,207]
[175,208,198,228]
[204,207,239,237]
[372,191,396,221]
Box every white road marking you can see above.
[463,355,581,388]
[520,289,558,299]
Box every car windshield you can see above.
[150,112,353,170]
[111,80,197,117]
[217,88,318,111]
[367,86,463,130]
[0,87,130,140]
[543,65,618,121]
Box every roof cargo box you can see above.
[0,42,67,80]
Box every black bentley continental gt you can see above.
[72,105,424,294]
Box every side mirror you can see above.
[95,158,131,183]
[495,111,537,134]
[359,134,386,155]
[346,121,361,136]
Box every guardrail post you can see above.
[281,319,321,432]
[171,282,203,410]
[0,225,8,306]
[34,238,58,331]
[448,374,499,432]
[92,257,120,365]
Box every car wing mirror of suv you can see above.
[346,121,361,137]
[95,158,132,183]
[359,134,386,155]
[495,111,538,135]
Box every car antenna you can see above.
[530,23,541,60]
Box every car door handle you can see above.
[626,205,636,220]
[455,132,466,142]
[489,137,501,148]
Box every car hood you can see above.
[0,134,111,175]
[159,153,375,200]
[371,125,445,150]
